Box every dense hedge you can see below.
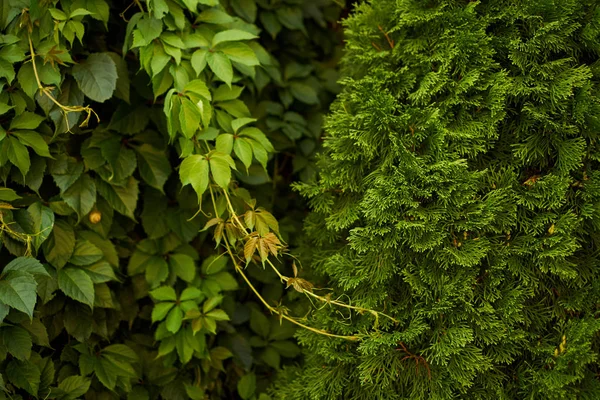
[0,1,344,399]
[276,0,600,399]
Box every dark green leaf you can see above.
[72,53,118,103]
[58,268,95,307]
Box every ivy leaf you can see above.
[27,202,55,250]
[84,261,118,283]
[289,82,319,105]
[0,187,19,201]
[6,136,30,177]
[166,306,184,333]
[169,254,196,282]
[180,287,202,301]
[134,144,171,192]
[209,153,235,189]
[191,49,208,76]
[12,130,51,158]
[94,357,117,390]
[6,360,40,397]
[234,138,253,169]
[107,52,130,103]
[70,239,103,266]
[150,286,177,301]
[219,42,259,66]
[152,302,175,322]
[216,134,233,154]
[62,174,96,220]
[212,30,257,47]
[179,155,209,199]
[58,375,91,399]
[179,97,202,138]
[132,17,163,48]
[72,53,118,103]
[237,372,256,400]
[3,257,49,276]
[0,271,36,319]
[184,79,211,101]
[2,326,32,360]
[95,176,139,221]
[207,52,233,86]
[58,267,95,308]
[9,111,44,130]
[43,219,75,269]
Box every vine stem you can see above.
[209,186,359,341]
[220,188,398,324]
[27,34,98,131]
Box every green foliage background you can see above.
[0,0,344,399]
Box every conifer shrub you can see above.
[280,0,600,398]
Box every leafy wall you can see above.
[0,0,344,399]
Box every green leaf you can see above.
[43,219,75,269]
[209,153,234,189]
[289,82,318,104]
[202,295,222,313]
[197,9,234,24]
[12,130,51,158]
[180,287,201,301]
[250,308,270,338]
[152,302,175,322]
[6,360,40,396]
[95,176,139,221]
[207,52,233,86]
[212,30,257,47]
[179,155,209,199]
[27,202,55,250]
[132,17,162,48]
[220,42,259,66]
[94,357,117,390]
[62,174,96,220]
[184,79,211,100]
[0,271,37,318]
[0,187,19,201]
[169,254,196,282]
[216,134,233,154]
[50,155,83,193]
[6,136,30,176]
[134,144,171,192]
[70,239,103,266]
[206,309,229,321]
[107,52,130,103]
[237,372,256,400]
[72,53,118,103]
[150,286,177,301]
[191,49,208,76]
[9,111,45,130]
[234,138,253,169]
[145,259,169,289]
[102,344,139,363]
[20,317,50,347]
[179,97,202,138]
[58,267,95,308]
[84,261,118,283]
[166,306,184,333]
[58,375,91,400]
[2,326,32,360]
[3,257,49,276]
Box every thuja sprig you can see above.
[205,186,398,341]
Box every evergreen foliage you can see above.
[280,0,600,398]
